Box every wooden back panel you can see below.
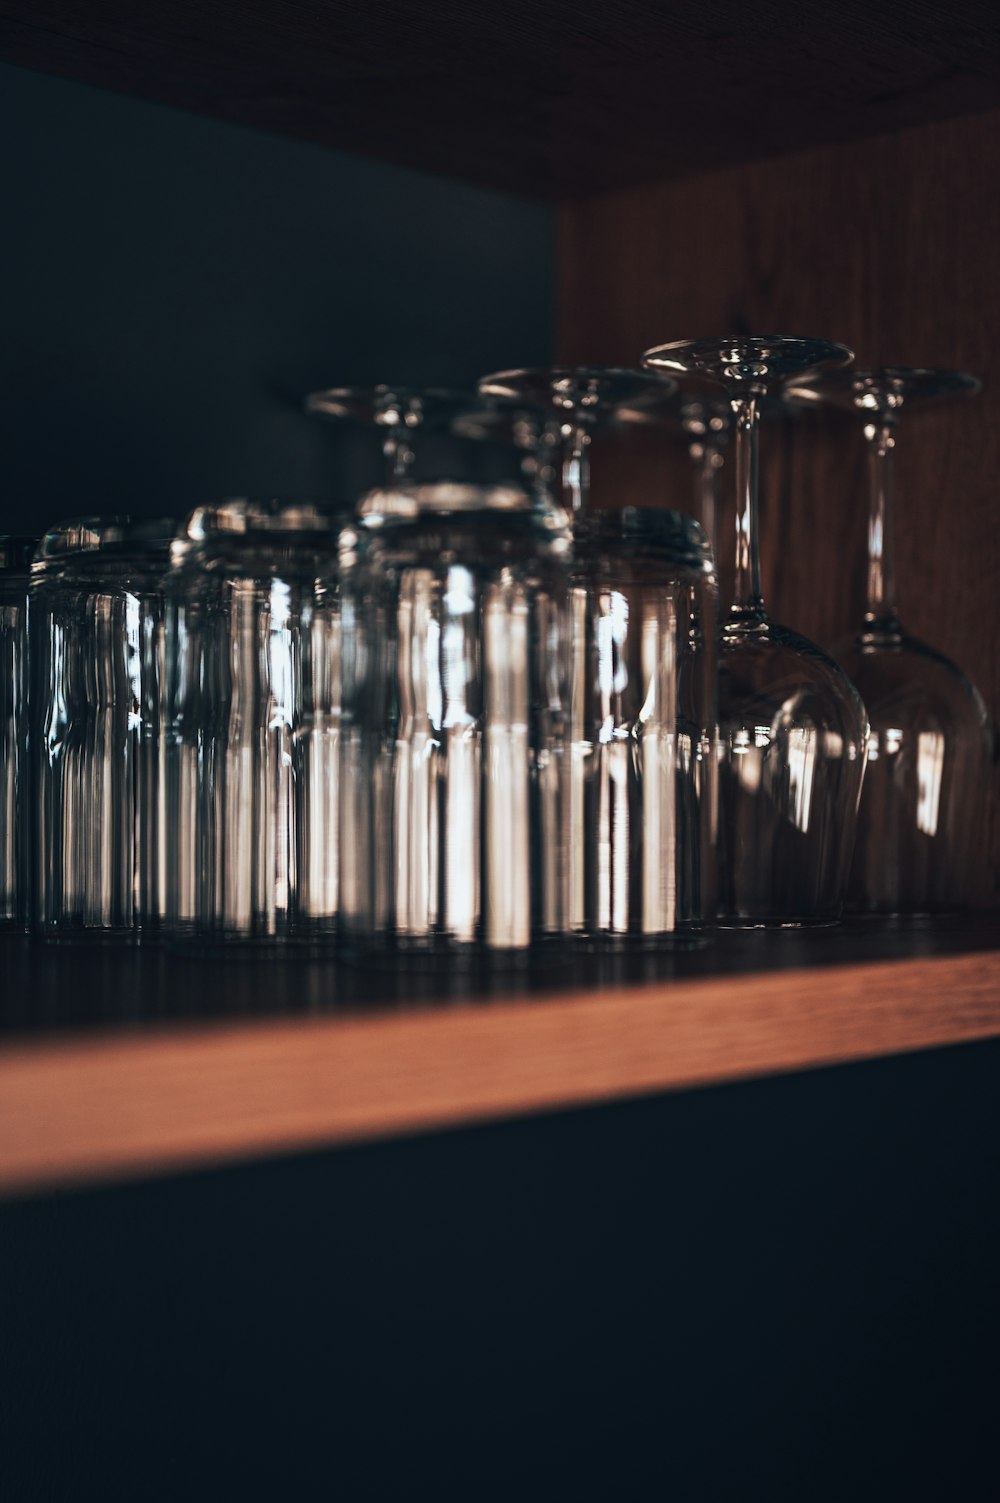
[558,107,1000,901]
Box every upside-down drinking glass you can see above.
[788,367,992,913]
[643,337,868,926]
[339,429,572,957]
[0,537,35,928]
[165,500,356,943]
[478,367,718,943]
[32,517,174,938]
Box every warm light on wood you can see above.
[2,949,999,1196]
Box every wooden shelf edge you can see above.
[2,948,999,1198]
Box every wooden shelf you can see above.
[2,920,998,1197]
[2,4,1000,196]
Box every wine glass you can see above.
[304,385,473,482]
[477,367,677,513]
[619,387,799,568]
[643,337,867,926]
[787,367,992,914]
[477,366,718,945]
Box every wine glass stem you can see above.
[689,441,719,562]
[731,394,764,619]
[384,427,413,483]
[562,423,591,513]
[864,418,899,629]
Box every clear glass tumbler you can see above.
[165,500,355,944]
[476,365,718,944]
[32,517,174,939]
[339,479,572,957]
[568,509,718,942]
[1,537,35,928]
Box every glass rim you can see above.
[787,365,982,412]
[357,480,568,527]
[304,384,474,426]
[33,516,177,565]
[477,366,677,415]
[178,498,352,542]
[641,335,854,385]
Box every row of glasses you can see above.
[632,352,991,917]
[0,341,989,945]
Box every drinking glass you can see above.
[165,500,354,944]
[339,451,572,956]
[0,537,35,928]
[305,385,473,481]
[643,337,867,926]
[478,368,718,943]
[788,367,992,913]
[32,517,174,939]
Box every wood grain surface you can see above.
[2,948,999,1196]
[2,3,1000,196]
[559,105,1000,901]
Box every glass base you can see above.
[570,926,710,953]
[35,925,140,947]
[716,915,840,931]
[845,904,969,922]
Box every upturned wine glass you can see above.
[788,367,992,913]
[305,384,473,481]
[478,367,718,944]
[477,367,677,513]
[643,337,868,926]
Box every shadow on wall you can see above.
[0,63,553,534]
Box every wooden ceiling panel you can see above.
[2,2,1000,197]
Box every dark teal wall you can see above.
[0,63,553,532]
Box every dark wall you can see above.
[0,63,552,534]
